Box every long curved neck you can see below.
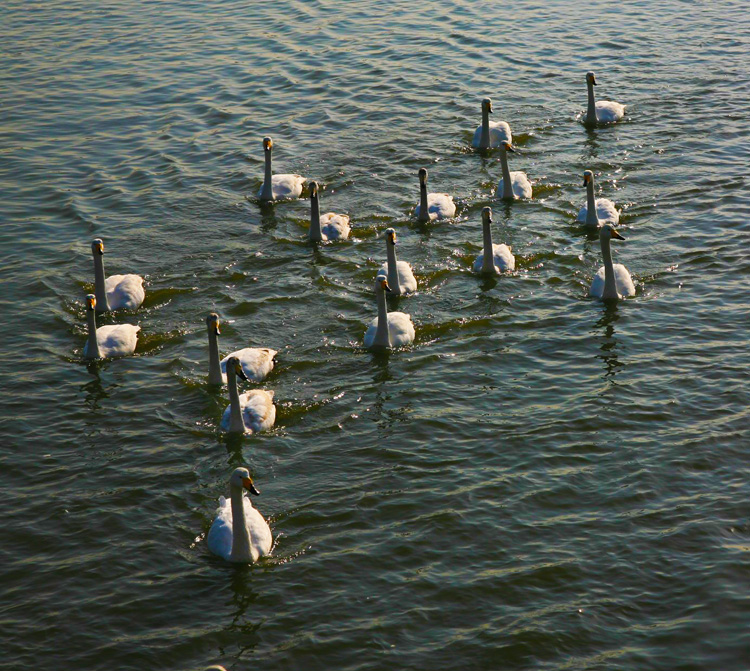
[482,222,496,274]
[601,235,619,300]
[229,484,252,562]
[499,150,513,199]
[260,150,274,200]
[586,179,599,227]
[586,82,597,124]
[480,107,490,148]
[418,182,429,221]
[86,309,100,359]
[93,253,110,312]
[374,288,391,348]
[207,330,223,385]
[309,192,322,241]
[386,241,401,293]
[227,371,245,432]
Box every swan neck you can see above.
[418,182,429,221]
[586,180,599,226]
[309,192,322,241]
[586,82,597,124]
[385,241,401,293]
[207,329,223,385]
[229,484,252,562]
[227,371,245,432]
[499,150,513,199]
[482,222,496,274]
[261,150,274,200]
[480,107,490,148]
[374,288,391,348]
[93,253,109,312]
[601,235,619,299]
[85,309,100,359]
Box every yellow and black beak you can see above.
[389,231,397,244]
[504,142,516,153]
[235,362,249,382]
[488,101,493,113]
[214,321,221,336]
[381,279,392,293]
[264,138,273,151]
[242,477,260,496]
[95,241,104,255]
[611,229,626,241]
[592,75,597,85]
[87,295,96,310]
[583,174,591,186]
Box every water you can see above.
[2,0,750,668]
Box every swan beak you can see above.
[389,231,397,244]
[583,174,591,186]
[381,279,392,293]
[235,363,249,381]
[95,241,104,255]
[504,143,515,153]
[214,323,220,336]
[488,101,493,113]
[87,296,96,310]
[592,75,597,85]
[611,229,626,240]
[264,139,273,151]
[242,477,260,496]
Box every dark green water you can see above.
[2,1,750,669]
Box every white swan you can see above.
[583,71,625,125]
[577,170,620,229]
[308,181,350,241]
[206,313,276,385]
[472,207,515,274]
[472,97,512,149]
[91,239,145,312]
[590,224,636,300]
[207,467,272,563]
[83,294,140,359]
[415,168,456,222]
[376,228,417,295]
[496,142,532,200]
[257,137,305,201]
[220,356,276,434]
[364,278,415,349]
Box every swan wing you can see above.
[207,496,233,561]
[243,496,273,560]
[595,199,619,224]
[240,390,276,434]
[493,244,515,272]
[596,101,625,123]
[489,121,512,146]
[105,274,145,310]
[271,174,305,199]
[387,312,415,347]
[363,317,380,349]
[320,213,351,240]
[589,267,606,297]
[396,261,418,294]
[220,347,277,383]
[96,324,140,358]
[614,264,636,296]
[428,193,456,219]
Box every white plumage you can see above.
[91,239,145,312]
[496,142,532,200]
[364,277,415,349]
[415,168,456,221]
[472,97,512,149]
[258,137,305,201]
[220,349,276,384]
[590,264,636,299]
[577,198,619,225]
[376,228,417,295]
[308,181,350,241]
[220,388,276,434]
[473,207,515,274]
[583,71,625,125]
[84,323,140,358]
[589,225,635,300]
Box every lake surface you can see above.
[2,1,750,669]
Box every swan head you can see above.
[586,71,597,86]
[583,170,594,187]
[86,294,97,311]
[309,180,320,198]
[385,227,397,245]
[229,467,260,496]
[481,206,493,226]
[262,137,273,152]
[375,277,393,294]
[600,224,625,241]
[225,356,249,382]
[91,238,104,255]
[418,167,428,185]
[206,312,220,336]
[482,97,493,113]
[502,141,515,153]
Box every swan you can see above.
[376,228,417,295]
[257,137,306,201]
[583,71,625,126]
[206,313,276,385]
[220,356,276,434]
[496,142,532,200]
[590,224,636,300]
[308,181,350,241]
[364,278,415,349]
[91,239,145,312]
[415,168,456,222]
[83,294,140,359]
[472,98,512,149]
[472,207,515,274]
[206,467,272,563]
[577,170,620,229]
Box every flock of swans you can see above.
[80,72,628,565]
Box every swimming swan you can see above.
[83,294,140,359]
[206,313,276,385]
[577,170,620,229]
[257,137,306,201]
[91,239,145,312]
[590,224,635,300]
[415,168,456,222]
[364,278,415,349]
[220,356,276,434]
[376,228,417,295]
[207,467,272,563]
[472,98,512,149]
[583,72,625,126]
[472,207,515,274]
[308,181,350,241]
[496,142,532,200]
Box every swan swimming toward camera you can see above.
[82,294,140,359]
[364,278,415,349]
[257,137,306,201]
[415,168,456,221]
[472,97,512,149]
[577,170,620,229]
[496,142,532,200]
[472,207,515,274]
[206,313,276,385]
[207,467,272,563]
[220,356,276,434]
[90,239,145,312]
[308,181,350,241]
[583,72,625,125]
[590,224,635,300]
[376,228,417,295]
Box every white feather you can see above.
[219,348,276,384]
[364,312,415,349]
[590,264,636,298]
[207,493,272,563]
[84,323,140,358]
[220,389,276,434]
[415,193,456,221]
[472,244,515,274]
[577,198,620,225]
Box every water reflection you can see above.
[594,303,624,381]
[256,201,281,232]
[582,125,600,159]
[223,568,262,662]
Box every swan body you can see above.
[308,181,350,241]
[583,72,625,125]
[206,313,276,385]
[472,207,515,274]
[83,294,139,359]
[220,356,276,434]
[472,98,512,149]
[415,168,456,221]
[376,228,417,295]
[91,239,145,312]
[590,225,635,300]
[207,468,272,563]
[496,142,532,200]
[257,137,305,201]
[364,278,415,349]
[577,170,619,228]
